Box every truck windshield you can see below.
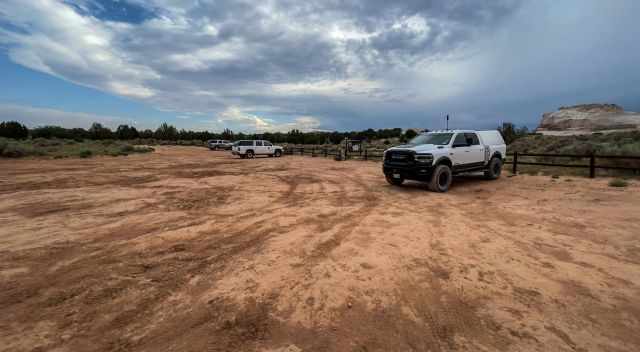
[409,133,454,145]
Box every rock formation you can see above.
[536,104,640,135]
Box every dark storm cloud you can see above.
[1,0,638,131]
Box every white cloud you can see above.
[0,0,159,99]
[213,106,321,132]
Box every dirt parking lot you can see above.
[1,146,639,352]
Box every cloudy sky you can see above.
[1,0,639,132]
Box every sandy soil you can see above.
[1,146,639,352]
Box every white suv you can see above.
[383,130,506,192]
[232,140,284,158]
[207,139,232,150]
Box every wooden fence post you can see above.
[364,149,368,161]
[324,147,328,157]
[344,139,349,160]
[512,151,518,175]
[590,153,596,178]
[300,147,303,156]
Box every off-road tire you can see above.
[246,150,255,158]
[274,150,282,157]
[428,164,452,192]
[385,174,404,186]
[484,157,502,180]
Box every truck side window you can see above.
[453,133,467,146]
[264,141,272,146]
[255,141,263,146]
[464,133,479,145]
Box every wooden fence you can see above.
[283,146,640,178]
[506,152,640,178]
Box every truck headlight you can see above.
[414,153,433,164]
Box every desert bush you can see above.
[78,149,93,158]
[134,146,154,153]
[120,144,135,153]
[1,143,25,157]
[608,179,629,187]
[32,138,63,147]
[0,143,42,158]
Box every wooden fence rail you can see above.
[283,146,640,178]
[506,152,640,178]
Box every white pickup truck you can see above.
[232,140,284,158]
[383,130,506,192]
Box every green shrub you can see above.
[0,143,43,157]
[608,179,628,187]
[1,143,27,157]
[133,146,154,153]
[120,144,135,153]
[78,149,93,158]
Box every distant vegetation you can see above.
[0,121,29,139]
[0,120,419,145]
[0,137,154,158]
[497,122,529,144]
[509,130,640,155]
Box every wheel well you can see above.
[435,157,452,168]
[246,149,254,153]
[491,151,502,160]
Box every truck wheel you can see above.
[274,149,282,157]
[246,150,255,158]
[428,165,452,192]
[484,157,502,180]
[385,175,404,186]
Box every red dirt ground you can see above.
[1,146,639,352]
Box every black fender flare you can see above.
[490,151,503,161]
[434,156,453,168]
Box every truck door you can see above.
[254,140,264,155]
[263,141,273,155]
[451,133,472,166]
[464,133,484,167]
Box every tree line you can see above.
[0,121,411,144]
[0,120,530,145]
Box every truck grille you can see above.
[385,150,415,165]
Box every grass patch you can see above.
[78,149,93,158]
[608,179,629,187]
[0,137,155,159]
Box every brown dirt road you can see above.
[1,146,639,352]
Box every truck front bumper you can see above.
[383,162,434,181]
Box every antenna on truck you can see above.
[445,114,449,130]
